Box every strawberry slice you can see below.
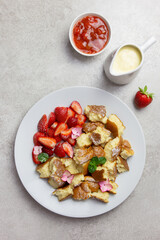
[67,116,78,128]
[32,152,41,164]
[54,123,68,136]
[54,142,66,158]
[48,112,56,127]
[38,114,48,133]
[42,147,54,157]
[55,107,68,122]
[70,101,82,115]
[38,137,56,149]
[33,132,45,146]
[54,135,62,143]
[76,114,87,125]
[66,108,75,122]
[67,137,76,146]
[47,128,55,138]
[61,128,72,141]
[32,146,43,164]
[51,121,58,129]
[63,142,73,158]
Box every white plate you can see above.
[14,86,146,218]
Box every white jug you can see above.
[104,37,156,85]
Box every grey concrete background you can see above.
[0,0,160,239]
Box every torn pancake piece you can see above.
[82,122,104,133]
[73,185,91,200]
[53,185,73,201]
[36,158,52,178]
[91,190,109,203]
[104,137,122,162]
[90,126,111,145]
[84,105,108,124]
[106,114,125,137]
[120,139,134,160]
[116,156,129,173]
[81,181,99,193]
[93,146,105,158]
[109,182,118,194]
[73,146,94,164]
[76,133,92,148]
[71,173,84,187]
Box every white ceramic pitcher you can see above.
[104,37,156,85]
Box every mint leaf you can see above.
[91,156,99,165]
[88,163,97,173]
[38,153,49,163]
[97,157,106,165]
[88,156,107,174]
[88,157,98,173]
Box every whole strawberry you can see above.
[134,86,154,108]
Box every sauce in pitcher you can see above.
[112,45,142,74]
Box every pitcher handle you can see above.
[140,37,156,52]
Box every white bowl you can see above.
[69,12,111,57]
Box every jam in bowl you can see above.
[69,13,111,56]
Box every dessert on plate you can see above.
[32,101,134,203]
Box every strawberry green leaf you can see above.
[139,87,143,92]
[138,86,154,99]
[149,93,154,99]
[144,85,147,92]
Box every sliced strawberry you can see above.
[54,143,66,158]
[32,152,41,164]
[55,107,68,122]
[38,114,48,133]
[76,114,87,125]
[67,117,78,128]
[51,121,58,129]
[67,137,76,146]
[70,101,82,115]
[66,108,75,122]
[54,123,68,136]
[32,146,43,164]
[38,137,56,149]
[42,147,54,157]
[47,128,55,138]
[62,142,73,158]
[33,132,45,146]
[61,128,72,141]
[48,112,56,127]
[54,135,62,143]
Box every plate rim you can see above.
[14,86,146,218]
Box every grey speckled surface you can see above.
[0,0,160,239]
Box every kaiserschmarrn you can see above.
[35,104,134,203]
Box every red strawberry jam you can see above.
[73,15,110,54]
